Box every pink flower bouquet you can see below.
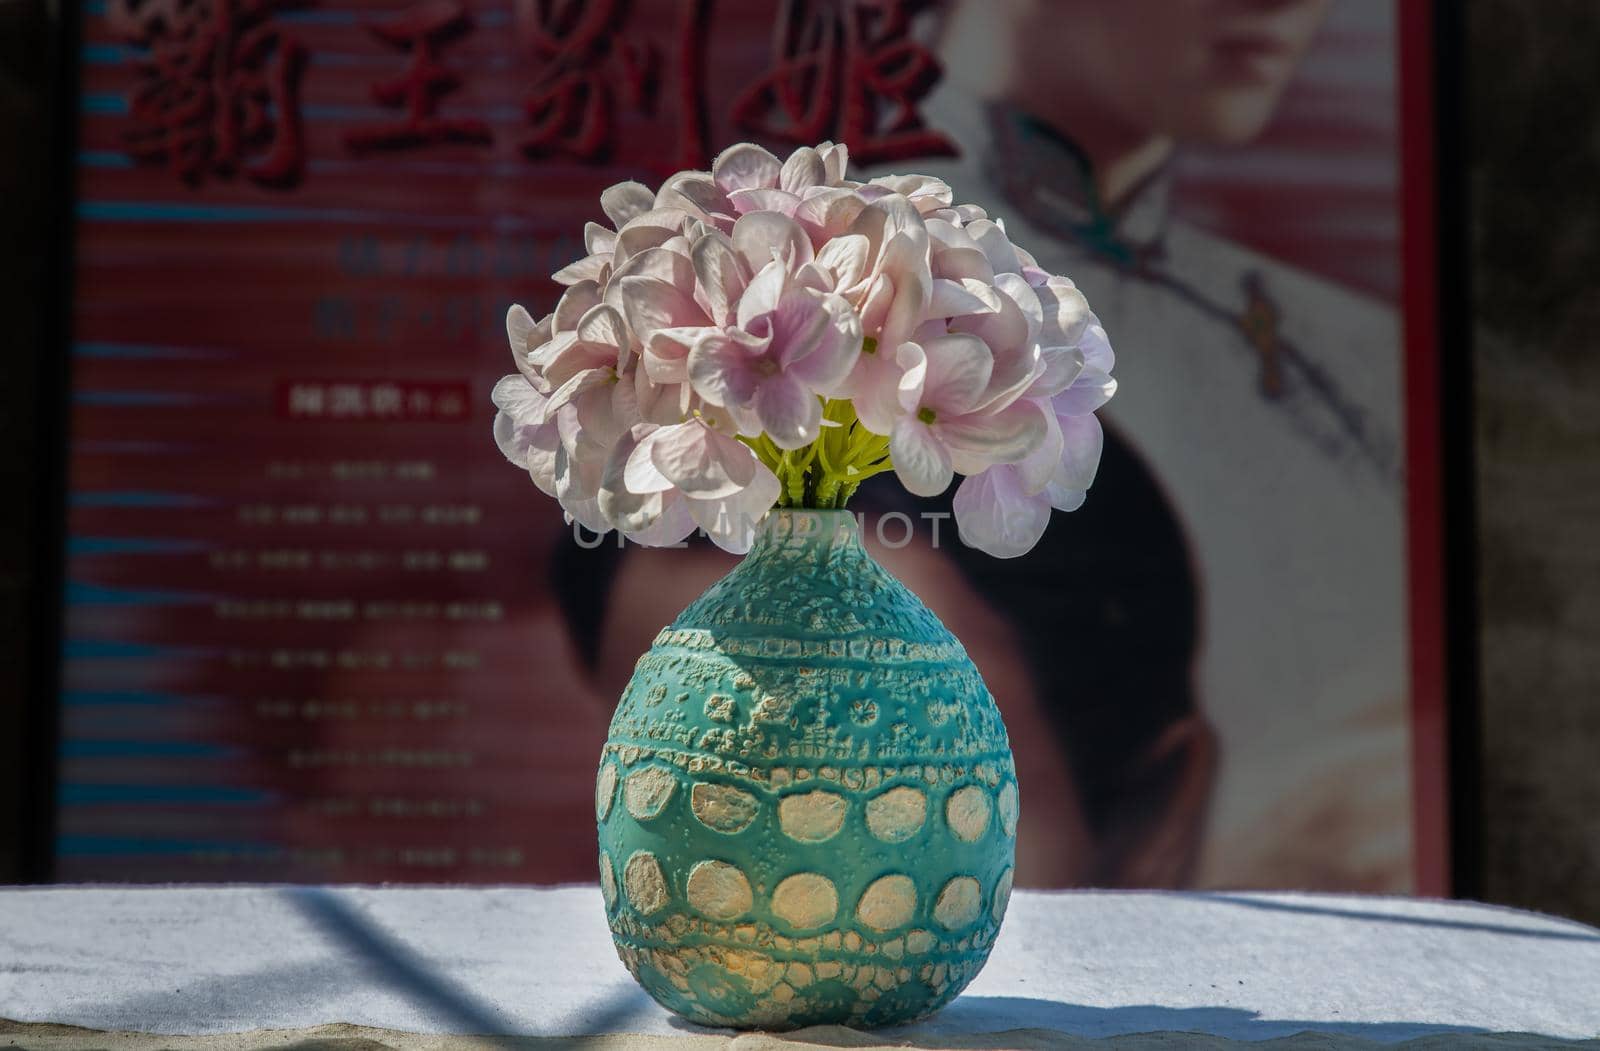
[492,142,1115,558]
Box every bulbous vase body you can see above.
[595,510,1018,1029]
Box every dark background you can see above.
[3,0,1598,920]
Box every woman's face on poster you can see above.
[964,0,1332,144]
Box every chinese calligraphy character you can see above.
[286,382,326,417]
[110,0,308,187]
[343,1,493,153]
[517,0,666,162]
[731,0,956,165]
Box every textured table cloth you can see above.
[1,886,1598,1048]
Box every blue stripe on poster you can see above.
[63,690,215,707]
[70,491,210,508]
[82,92,129,115]
[66,581,207,607]
[61,739,236,759]
[60,783,272,805]
[74,341,227,359]
[63,638,198,660]
[73,390,208,407]
[79,149,134,168]
[68,537,207,556]
[79,200,541,233]
[56,835,276,857]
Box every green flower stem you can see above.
[744,397,895,510]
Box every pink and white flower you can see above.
[888,334,1045,497]
[491,142,1116,559]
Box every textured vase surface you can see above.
[596,509,1018,1030]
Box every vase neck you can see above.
[749,510,865,562]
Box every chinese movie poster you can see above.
[59,0,1445,893]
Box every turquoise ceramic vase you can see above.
[595,509,1018,1029]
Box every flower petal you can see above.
[941,397,1048,471]
[814,233,870,291]
[619,275,708,346]
[786,293,862,396]
[1054,411,1104,493]
[996,272,1043,346]
[817,141,849,184]
[769,288,832,368]
[879,263,928,354]
[890,417,953,497]
[526,429,560,496]
[756,374,823,449]
[713,142,782,192]
[1029,346,1086,398]
[735,257,789,330]
[553,280,602,334]
[953,467,1051,559]
[624,427,675,493]
[727,187,801,216]
[691,231,752,326]
[644,325,714,383]
[1013,400,1062,494]
[600,181,656,228]
[603,243,695,308]
[687,464,781,554]
[553,419,606,505]
[794,188,867,245]
[850,194,928,263]
[636,372,692,426]
[928,277,996,318]
[625,494,697,547]
[491,373,546,421]
[552,253,608,286]
[650,419,757,498]
[1078,321,1115,372]
[506,306,551,378]
[1053,368,1118,416]
[561,494,611,535]
[599,427,665,534]
[867,173,953,214]
[920,333,994,414]
[687,330,761,410]
[584,221,617,256]
[927,219,996,283]
[1037,276,1092,349]
[780,146,827,193]
[612,208,693,266]
[966,219,1021,275]
[576,302,629,350]
[655,171,726,218]
[846,338,912,435]
[894,340,928,415]
[543,366,614,418]
[731,210,814,273]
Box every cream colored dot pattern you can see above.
[771,872,839,930]
[595,763,618,822]
[933,876,982,930]
[622,765,676,821]
[997,781,1019,838]
[598,851,617,911]
[623,851,669,915]
[864,785,927,843]
[856,874,917,932]
[685,860,753,920]
[945,785,992,842]
[777,789,847,843]
[992,866,1014,923]
[690,782,760,834]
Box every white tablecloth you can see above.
[1,886,1597,1048]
